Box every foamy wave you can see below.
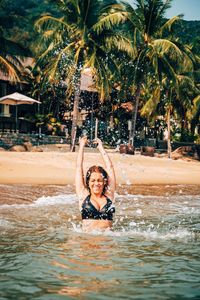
[0,194,77,209]
[71,224,194,240]
[107,228,194,239]
[168,203,200,215]
[0,218,13,227]
[33,194,77,206]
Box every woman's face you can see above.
[89,172,105,195]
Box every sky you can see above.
[128,0,200,21]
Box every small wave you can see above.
[0,218,13,228]
[0,194,77,209]
[168,203,200,215]
[130,194,199,201]
[108,228,195,240]
[71,224,194,240]
[33,194,77,206]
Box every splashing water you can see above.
[0,185,200,300]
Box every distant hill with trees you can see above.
[1,0,200,55]
[173,20,200,55]
[0,0,59,53]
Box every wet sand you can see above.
[0,151,200,205]
[0,151,200,186]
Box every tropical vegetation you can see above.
[0,0,200,155]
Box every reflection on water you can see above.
[0,184,200,300]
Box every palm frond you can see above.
[159,16,181,35]
[153,39,182,57]
[0,55,20,82]
[95,55,112,101]
[115,1,142,30]
[190,95,200,119]
[35,15,70,33]
[36,41,61,66]
[177,75,199,94]
[103,34,135,57]
[84,50,96,69]
[160,56,179,89]
[193,95,200,110]
[59,0,79,15]
[173,42,195,73]
[74,46,82,65]
[140,86,161,119]
[92,11,128,34]
[157,0,173,20]
[41,41,76,81]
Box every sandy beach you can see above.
[0,150,200,185]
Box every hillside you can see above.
[1,0,200,55]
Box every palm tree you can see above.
[35,0,132,151]
[140,71,199,158]
[190,95,200,137]
[0,26,23,84]
[0,0,29,84]
[120,0,192,147]
[175,75,199,137]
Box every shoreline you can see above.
[0,152,200,186]
[1,183,200,206]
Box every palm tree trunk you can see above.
[180,109,188,140]
[180,111,184,140]
[95,118,98,139]
[129,85,141,147]
[71,80,81,152]
[167,106,172,159]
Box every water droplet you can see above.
[136,209,142,215]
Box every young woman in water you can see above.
[75,137,116,232]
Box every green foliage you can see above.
[0,0,59,52]
[36,113,62,135]
[173,128,196,143]
[0,0,29,82]
[2,0,200,55]
[173,20,200,55]
[1,0,200,145]
[34,0,131,100]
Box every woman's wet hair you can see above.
[86,165,108,194]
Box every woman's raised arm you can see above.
[75,136,88,206]
[94,138,116,200]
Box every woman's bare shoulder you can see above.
[77,188,89,203]
[105,190,115,203]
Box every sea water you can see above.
[0,185,200,300]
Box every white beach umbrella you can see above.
[0,92,41,130]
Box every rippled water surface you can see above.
[0,185,200,300]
